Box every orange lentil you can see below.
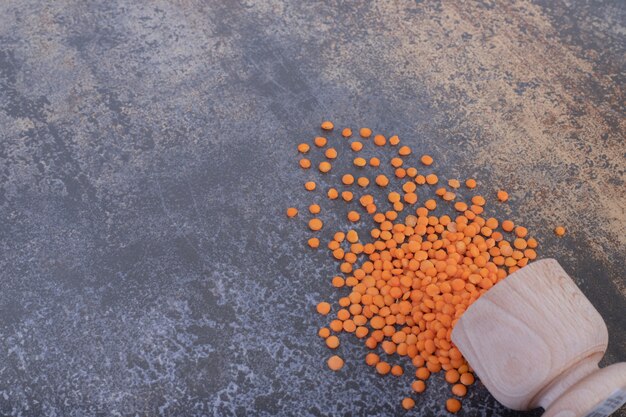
[346,230,359,243]
[354,157,367,167]
[374,134,386,146]
[314,136,327,147]
[369,157,381,167]
[316,302,331,315]
[402,397,415,410]
[460,373,474,385]
[391,365,404,376]
[332,248,344,260]
[448,179,461,188]
[318,327,330,338]
[342,128,352,137]
[524,248,537,259]
[341,191,354,202]
[452,383,467,397]
[332,276,345,287]
[360,128,372,138]
[359,195,374,206]
[319,161,332,173]
[399,146,411,156]
[515,226,528,238]
[321,121,334,130]
[445,369,460,384]
[299,158,311,169]
[375,175,389,187]
[329,319,343,332]
[416,367,430,380]
[326,335,340,349]
[342,174,355,185]
[325,147,338,159]
[309,218,323,231]
[286,207,298,217]
[337,309,350,321]
[357,177,370,187]
[389,135,400,146]
[470,204,485,214]
[305,181,316,191]
[443,191,456,201]
[327,355,344,371]
[351,141,363,152]
[497,190,509,202]
[471,195,485,206]
[454,202,468,212]
[415,175,426,185]
[412,380,426,393]
[308,237,320,248]
[502,220,514,232]
[465,178,477,189]
[446,398,461,413]
[514,238,527,250]
[391,157,403,168]
[554,226,566,236]
[365,353,380,366]
[406,167,418,177]
[403,182,417,193]
[388,192,401,203]
[348,211,361,222]
[425,174,438,185]
[421,155,434,166]
[424,199,437,210]
[376,361,391,375]
[309,204,321,214]
[404,193,418,204]
[327,188,339,199]
[298,143,310,153]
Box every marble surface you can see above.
[0,1,624,416]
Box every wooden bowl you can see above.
[452,259,626,417]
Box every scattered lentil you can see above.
[314,136,327,147]
[319,161,331,173]
[290,123,540,415]
[321,121,334,130]
[497,190,509,202]
[402,398,416,410]
[446,398,461,413]
[327,355,344,371]
[300,158,311,169]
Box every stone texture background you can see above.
[0,1,624,416]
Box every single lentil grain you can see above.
[327,355,344,371]
[321,121,334,130]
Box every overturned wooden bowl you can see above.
[452,259,626,417]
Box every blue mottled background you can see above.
[0,1,624,416]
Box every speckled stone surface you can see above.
[0,1,624,416]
